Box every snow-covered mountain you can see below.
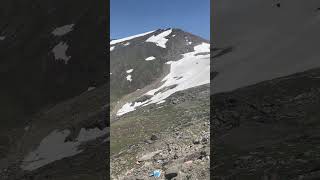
[110,28,210,117]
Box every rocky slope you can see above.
[0,0,108,179]
[110,29,210,179]
[112,85,210,180]
[0,84,109,180]
[0,0,107,131]
[212,68,320,179]
[212,1,320,179]
[213,0,320,94]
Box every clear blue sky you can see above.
[111,0,210,40]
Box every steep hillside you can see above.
[110,28,209,105]
[212,0,320,179]
[212,68,320,179]
[0,0,107,179]
[0,0,107,130]
[110,29,210,179]
[213,0,320,94]
[0,84,109,180]
[111,29,209,118]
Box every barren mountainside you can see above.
[212,0,320,179]
[110,29,211,179]
[0,0,108,179]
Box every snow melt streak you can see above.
[116,43,210,116]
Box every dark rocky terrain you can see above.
[0,0,107,130]
[110,29,210,179]
[212,0,320,179]
[212,68,320,179]
[0,0,108,179]
[213,0,320,93]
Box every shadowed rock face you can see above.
[212,68,320,179]
[212,1,320,179]
[0,0,107,128]
[0,0,108,179]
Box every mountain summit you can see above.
[110,28,210,117]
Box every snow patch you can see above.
[145,56,156,61]
[21,127,108,171]
[117,42,210,116]
[146,29,172,48]
[110,46,115,51]
[116,102,143,116]
[87,86,96,91]
[52,42,71,64]
[123,42,130,46]
[110,30,155,45]
[126,75,132,82]
[126,69,133,73]
[194,43,210,53]
[52,24,74,36]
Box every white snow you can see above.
[110,46,115,51]
[188,42,192,45]
[0,36,5,40]
[52,24,74,36]
[146,29,173,48]
[110,30,155,45]
[172,35,176,37]
[123,42,130,46]
[156,100,166,104]
[117,42,210,116]
[165,61,173,64]
[116,102,143,116]
[194,43,210,53]
[126,75,132,82]
[21,127,108,171]
[145,56,156,61]
[126,69,133,73]
[52,42,71,64]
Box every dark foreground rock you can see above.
[212,68,320,180]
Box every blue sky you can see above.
[111,0,210,40]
